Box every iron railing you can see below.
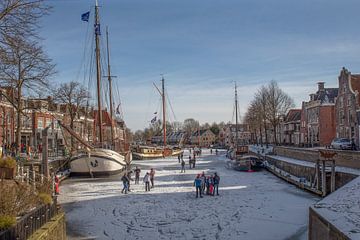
[0,198,58,240]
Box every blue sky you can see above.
[42,0,360,131]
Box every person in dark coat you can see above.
[194,174,203,198]
[127,171,134,191]
[134,166,141,184]
[205,176,210,195]
[121,173,129,194]
[149,168,155,188]
[189,155,192,169]
[143,172,150,191]
[213,172,220,196]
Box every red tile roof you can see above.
[285,109,301,122]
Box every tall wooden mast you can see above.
[106,27,115,147]
[162,76,166,146]
[235,82,239,148]
[95,0,103,144]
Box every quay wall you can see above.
[308,207,350,240]
[265,156,357,190]
[273,146,360,169]
[250,146,360,240]
[28,212,66,240]
[308,176,360,240]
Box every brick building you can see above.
[300,82,338,147]
[190,129,216,147]
[335,67,360,147]
[0,87,16,146]
[93,110,125,151]
[281,109,301,146]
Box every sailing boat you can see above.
[62,1,129,176]
[227,83,262,172]
[132,77,183,160]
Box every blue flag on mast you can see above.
[151,116,157,124]
[81,11,90,22]
[94,24,101,35]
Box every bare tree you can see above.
[0,36,55,152]
[244,99,263,144]
[265,81,294,144]
[171,121,183,132]
[0,0,50,43]
[183,118,199,137]
[53,81,88,150]
[254,86,270,146]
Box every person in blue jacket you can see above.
[194,174,203,198]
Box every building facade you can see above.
[282,109,301,146]
[190,129,216,147]
[300,82,338,147]
[335,67,360,147]
[218,124,251,148]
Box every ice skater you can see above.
[143,172,150,191]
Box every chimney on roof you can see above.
[317,82,325,92]
[310,93,316,101]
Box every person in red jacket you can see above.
[54,175,60,195]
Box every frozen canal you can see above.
[59,149,320,240]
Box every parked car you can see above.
[330,138,352,150]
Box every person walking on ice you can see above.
[194,174,203,198]
[134,166,141,184]
[213,172,220,196]
[150,168,155,188]
[181,159,186,173]
[143,172,150,191]
[121,173,129,194]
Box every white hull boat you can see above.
[70,148,127,176]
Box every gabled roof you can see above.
[314,88,338,104]
[285,109,301,122]
[350,75,360,106]
[192,129,213,137]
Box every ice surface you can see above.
[58,149,319,240]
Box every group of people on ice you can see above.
[120,166,155,194]
[194,171,220,198]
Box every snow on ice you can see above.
[58,149,319,240]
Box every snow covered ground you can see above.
[58,149,319,240]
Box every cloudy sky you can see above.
[41,0,360,131]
